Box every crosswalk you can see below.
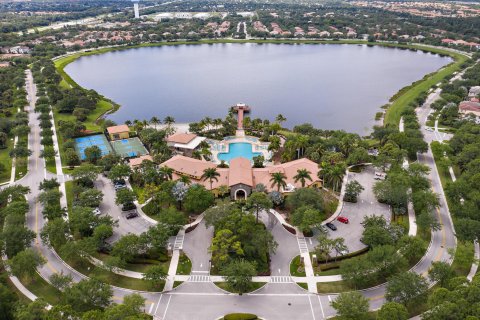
[270,276,293,283]
[174,235,184,250]
[297,237,309,254]
[187,274,211,282]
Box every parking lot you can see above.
[308,165,391,253]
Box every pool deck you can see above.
[209,135,272,165]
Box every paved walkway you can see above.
[467,239,479,282]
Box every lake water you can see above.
[65,43,451,134]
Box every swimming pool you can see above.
[217,142,262,163]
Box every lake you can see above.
[65,43,451,134]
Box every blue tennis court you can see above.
[75,134,112,160]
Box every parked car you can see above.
[326,222,337,231]
[92,207,101,216]
[122,202,136,211]
[114,182,127,191]
[337,216,349,224]
[374,172,386,180]
[126,211,139,219]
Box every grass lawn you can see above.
[94,252,171,274]
[316,281,352,294]
[0,137,14,183]
[65,180,74,212]
[214,282,266,294]
[131,184,147,204]
[296,282,308,290]
[23,272,62,305]
[290,256,306,277]
[66,257,158,291]
[173,281,183,288]
[45,157,57,174]
[176,253,192,275]
[14,135,29,180]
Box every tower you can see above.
[132,0,140,19]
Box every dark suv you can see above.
[326,222,337,231]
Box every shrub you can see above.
[223,313,258,320]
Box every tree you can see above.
[398,236,427,263]
[285,188,324,211]
[115,188,136,206]
[0,132,8,149]
[84,145,102,164]
[71,164,99,183]
[108,164,132,181]
[386,272,428,306]
[268,191,284,207]
[222,259,257,294]
[49,272,73,291]
[40,218,68,249]
[377,302,408,320]
[330,291,369,320]
[157,206,187,232]
[143,265,167,289]
[201,167,220,190]
[8,249,45,281]
[183,184,214,214]
[343,180,364,203]
[210,229,244,268]
[159,166,174,181]
[0,283,16,320]
[246,192,272,223]
[270,172,287,191]
[14,299,48,320]
[149,116,161,129]
[2,220,36,257]
[332,237,348,261]
[9,145,31,158]
[315,235,335,263]
[111,234,144,263]
[293,169,313,188]
[141,223,172,252]
[103,294,147,319]
[63,278,112,312]
[40,147,57,159]
[428,261,455,287]
[291,206,324,233]
[64,148,81,167]
[39,178,59,191]
[76,189,103,208]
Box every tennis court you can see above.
[110,137,148,158]
[75,134,113,160]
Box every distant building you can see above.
[459,101,480,117]
[160,155,322,199]
[107,125,130,140]
[468,86,480,98]
[166,133,206,157]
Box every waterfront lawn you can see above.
[384,51,468,127]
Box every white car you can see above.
[92,207,101,216]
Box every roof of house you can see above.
[228,158,253,187]
[129,155,153,167]
[459,101,480,112]
[166,133,198,144]
[107,125,130,134]
[161,155,321,191]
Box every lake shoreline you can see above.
[53,39,469,132]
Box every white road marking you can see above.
[309,238,312,245]
[308,295,316,320]
[153,294,163,315]
[328,295,332,302]
[317,295,325,319]
[278,268,281,274]
[200,263,203,268]
[148,302,154,314]
[162,295,172,320]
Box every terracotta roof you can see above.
[107,125,130,134]
[129,155,153,167]
[166,133,198,144]
[228,158,253,187]
[162,155,217,179]
[459,101,480,112]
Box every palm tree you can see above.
[270,172,287,192]
[296,135,309,158]
[159,166,174,181]
[150,116,161,129]
[142,119,149,128]
[124,120,132,126]
[179,175,191,185]
[294,169,313,188]
[275,114,287,124]
[164,116,175,126]
[202,167,220,190]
